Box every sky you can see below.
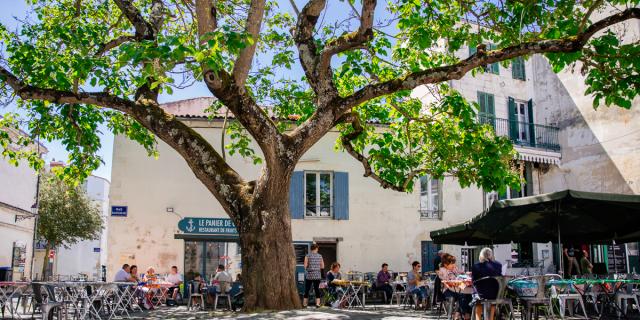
[0,0,381,181]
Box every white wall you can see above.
[0,144,41,280]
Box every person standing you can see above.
[580,250,593,275]
[303,243,324,308]
[564,246,581,277]
[376,263,393,304]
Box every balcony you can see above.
[479,115,561,152]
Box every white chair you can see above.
[213,281,232,311]
[187,281,205,311]
[391,282,407,305]
[615,283,639,317]
[549,277,588,319]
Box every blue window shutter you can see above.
[289,171,304,219]
[333,172,349,220]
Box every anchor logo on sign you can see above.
[186,219,196,233]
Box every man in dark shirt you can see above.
[432,250,444,304]
[376,263,393,304]
[472,248,502,320]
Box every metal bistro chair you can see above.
[32,283,66,320]
[187,281,205,311]
[615,282,639,317]
[473,276,515,320]
[514,275,553,320]
[548,274,588,319]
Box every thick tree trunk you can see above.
[42,244,50,281]
[239,169,301,311]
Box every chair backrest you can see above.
[189,280,202,294]
[474,276,511,300]
[219,281,231,294]
[31,283,45,304]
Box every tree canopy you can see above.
[0,1,637,195]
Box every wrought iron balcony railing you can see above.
[478,115,561,152]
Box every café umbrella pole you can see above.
[556,201,564,277]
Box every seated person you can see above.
[438,254,472,320]
[326,262,344,296]
[208,264,233,298]
[166,265,184,300]
[129,265,141,283]
[376,263,393,304]
[141,266,158,310]
[407,261,430,309]
[114,264,133,282]
[471,248,502,320]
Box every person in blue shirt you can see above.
[326,262,343,297]
[471,248,503,320]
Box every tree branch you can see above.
[339,7,640,111]
[195,0,284,163]
[233,0,266,87]
[338,112,416,192]
[0,66,250,222]
[293,0,326,94]
[94,35,136,57]
[318,0,376,72]
[112,0,156,39]
[288,7,640,163]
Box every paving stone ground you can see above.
[128,305,636,319]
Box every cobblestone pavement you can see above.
[128,305,633,319]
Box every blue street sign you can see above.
[93,248,101,253]
[111,206,128,217]
[178,217,238,235]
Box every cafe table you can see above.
[0,281,30,319]
[331,280,370,309]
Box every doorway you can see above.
[317,243,337,278]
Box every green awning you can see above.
[430,190,640,245]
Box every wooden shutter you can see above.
[333,172,349,220]
[527,99,536,147]
[512,57,525,80]
[489,44,499,74]
[508,97,519,141]
[469,45,477,57]
[289,171,304,219]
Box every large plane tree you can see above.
[1,0,638,310]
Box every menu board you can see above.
[607,244,627,273]
[294,244,309,265]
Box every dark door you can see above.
[421,241,441,272]
[317,243,337,278]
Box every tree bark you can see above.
[239,168,301,310]
[42,244,51,281]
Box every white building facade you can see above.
[0,127,47,281]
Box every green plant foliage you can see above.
[0,0,638,193]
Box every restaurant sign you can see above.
[178,217,238,235]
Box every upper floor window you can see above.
[420,175,442,219]
[305,171,333,218]
[469,44,499,75]
[511,57,526,80]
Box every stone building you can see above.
[0,125,47,280]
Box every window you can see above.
[420,175,442,219]
[512,57,526,80]
[305,171,333,218]
[469,44,499,74]
[477,91,495,127]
